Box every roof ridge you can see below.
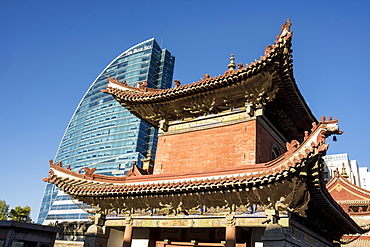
[327,170,370,198]
[103,19,294,101]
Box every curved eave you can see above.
[104,24,292,103]
[42,119,363,235]
[44,119,337,196]
[103,20,316,129]
[309,166,365,234]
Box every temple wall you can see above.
[154,120,257,174]
[256,120,286,163]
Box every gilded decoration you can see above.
[78,176,311,219]
[104,216,289,228]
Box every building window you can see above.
[271,144,280,160]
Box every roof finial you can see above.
[228,54,236,71]
[279,19,292,37]
[341,162,349,179]
[282,18,292,31]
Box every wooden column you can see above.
[123,225,133,247]
[225,226,236,247]
[149,228,161,247]
[4,228,15,247]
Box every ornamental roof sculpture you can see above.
[102,19,316,141]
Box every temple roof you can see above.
[327,168,370,232]
[327,170,370,203]
[102,19,316,141]
[327,169,370,234]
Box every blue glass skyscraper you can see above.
[38,38,175,224]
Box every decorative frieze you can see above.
[105,214,288,228]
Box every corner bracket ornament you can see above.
[42,168,54,182]
[245,103,255,117]
[264,209,279,224]
[48,168,54,176]
[225,214,236,226]
[94,213,105,226]
[125,216,133,226]
[159,119,169,132]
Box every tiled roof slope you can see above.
[327,169,370,231]
[102,19,316,140]
[327,170,370,202]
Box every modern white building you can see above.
[359,166,370,189]
[323,153,370,189]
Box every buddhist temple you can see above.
[43,20,367,247]
[327,169,370,246]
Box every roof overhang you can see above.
[43,118,360,239]
[102,20,316,141]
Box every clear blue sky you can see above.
[1,1,370,222]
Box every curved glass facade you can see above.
[38,39,175,224]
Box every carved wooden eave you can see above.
[102,19,316,141]
[42,118,362,239]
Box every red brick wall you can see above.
[154,121,257,174]
[256,121,286,163]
